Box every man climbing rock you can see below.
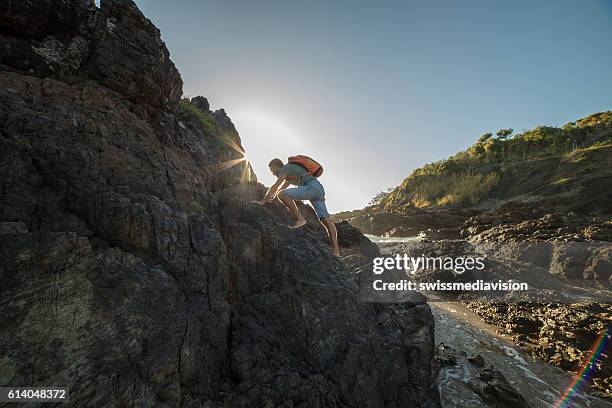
[255,156,339,257]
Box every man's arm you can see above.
[257,175,287,204]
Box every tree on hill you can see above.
[496,128,513,140]
[468,133,493,157]
[369,188,394,206]
[484,137,503,161]
[478,132,493,143]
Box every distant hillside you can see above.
[382,111,612,214]
[334,111,611,240]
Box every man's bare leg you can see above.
[278,191,307,228]
[321,217,339,256]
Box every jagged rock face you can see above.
[86,0,183,113]
[0,1,439,407]
[0,0,91,39]
[218,188,438,407]
[0,69,235,407]
[0,0,182,114]
[191,96,210,113]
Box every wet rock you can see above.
[467,354,486,368]
[435,339,531,408]
[466,301,612,398]
[436,343,458,367]
[472,367,530,408]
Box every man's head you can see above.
[269,158,284,176]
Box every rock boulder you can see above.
[0,1,439,406]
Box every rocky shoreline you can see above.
[335,166,611,401]
[372,236,612,402]
[465,301,611,398]
[335,199,611,245]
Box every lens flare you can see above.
[212,132,253,183]
[555,326,610,408]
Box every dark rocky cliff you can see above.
[0,1,439,406]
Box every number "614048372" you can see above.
[7,388,66,399]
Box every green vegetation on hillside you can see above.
[382,111,612,212]
[178,97,230,154]
[178,97,217,134]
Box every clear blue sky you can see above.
[135,0,612,213]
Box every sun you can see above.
[209,132,254,182]
[232,110,306,186]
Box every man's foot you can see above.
[289,218,307,229]
[332,247,340,257]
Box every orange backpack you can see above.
[288,155,324,177]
